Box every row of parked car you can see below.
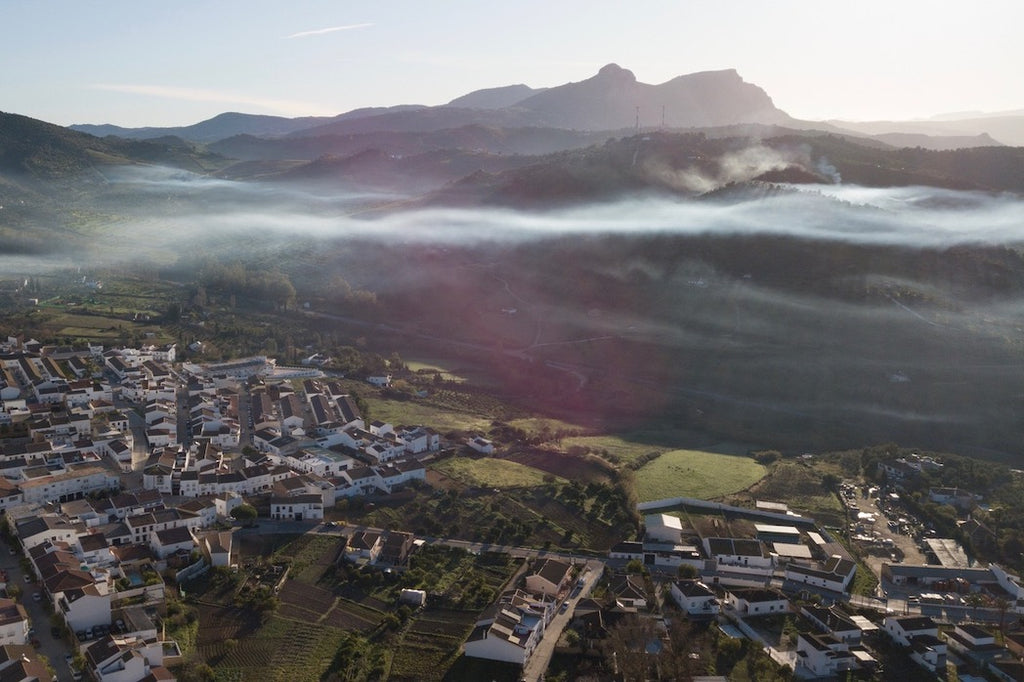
[75,620,120,642]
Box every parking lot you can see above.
[839,482,927,580]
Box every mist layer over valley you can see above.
[6,157,1024,459]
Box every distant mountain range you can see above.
[65,64,1024,153]
[829,114,1024,147]
[71,64,793,142]
[4,63,1024,213]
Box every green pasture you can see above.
[561,434,669,463]
[506,417,584,436]
[365,397,493,434]
[635,449,766,502]
[432,456,563,488]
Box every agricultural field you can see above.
[634,448,766,503]
[202,615,348,682]
[184,535,523,681]
[501,447,616,485]
[432,455,562,488]
[275,534,344,583]
[388,609,479,681]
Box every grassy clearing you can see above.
[37,311,170,342]
[744,460,844,517]
[506,417,584,436]
[405,358,479,383]
[561,435,670,463]
[559,430,754,464]
[432,456,562,488]
[635,449,766,502]
[365,397,493,434]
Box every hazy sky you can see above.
[3,0,1022,128]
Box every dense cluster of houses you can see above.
[0,337,453,681]
[1,486,228,681]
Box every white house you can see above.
[18,463,120,505]
[344,531,384,564]
[463,590,552,665]
[800,605,861,645]
[525,559,573,598]
[944,623,1003,666]
[883,615,938,647]
[15,515,77,551]
[724,588,789,616]
[883,615,946,673]
[468,436,494,454]
[704,537,774,570]
[57,583,112,632]
[785,555,858,594]
[270,493,324,521]
[670,580,719,618]
[85,634,168,682]
[201,531,233,568]
[795,632,857,678]
[151,526,196,560]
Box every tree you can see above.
[230,503,258,526]
[604,614,657,682]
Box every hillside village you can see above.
[1,335,1024,681]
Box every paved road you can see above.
[1,539,74,681]
[521,560,602,682]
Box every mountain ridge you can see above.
[69,64,794,144]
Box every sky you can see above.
[2,0,1023,128]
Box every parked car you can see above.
[32,593,41,602]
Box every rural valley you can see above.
[4,12,1024,680]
